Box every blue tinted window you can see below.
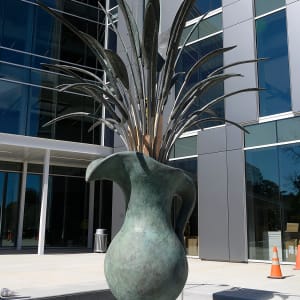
[27,86,55,139]
[255,0,285,16]
[188,0,222,20]
[0,63,31,83]
[256,10,291,116]
[0,0,104,145]
[176,33,224,129]
[1,0,35,52]
[181,13,222,45]
[245,122,277,147]
[277,117,300,143]
[246,144,300,261]
[0,49,32,67]
[170,136,197,159]
[246,147,281,260]
[0,172,21,247]
[108,27,117,51]
[109,0,118,8]
[32,6,56,59]
[1,0,100,68]
[0,81,28,135]
[278,144,300,232]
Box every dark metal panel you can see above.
[227,149,248,262]
[198,152,229,260]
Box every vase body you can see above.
[86,152,196,300]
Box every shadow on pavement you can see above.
[32,290,116,300]
[213,287,297,300]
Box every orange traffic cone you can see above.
[268,246,284,279]
[294,245,300,270]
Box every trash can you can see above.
[94,229,108,253]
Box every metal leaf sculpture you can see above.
[38,0,260,163]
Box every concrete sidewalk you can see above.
[0,253,299,299]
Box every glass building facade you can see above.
[0,0,114,252]
[0,0,108,144]
[242,1,300,263]
[169,0,300,263]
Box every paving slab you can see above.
[0,253,299,299]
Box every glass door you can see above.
[0,172,21,248]
[22,174,42,247]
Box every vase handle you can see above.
[174,174,196,248]
[86,154,131,206]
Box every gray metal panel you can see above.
[223,0,254,29]
[197,126,226,155]
[198,152,229,260]
[223,19,259,124]
[286,0,299,5]
[226,125,244,151]
[160,0,182,32]
[222,0,239,7]
[227,149,248,262]
[286,1,300,112]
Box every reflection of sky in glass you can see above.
[0,173,4,206]
[247,144,300,196]
[169,158,197,182]
[279,144,300,196]
[256,10,291,116]
[188,0,222,20]
[246,147,279,185]
[5,173,20,205]
[26,174,42,196]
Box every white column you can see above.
[38,149,50,255]
[100,0,110,147]
[17,161,28,250]
[87,181,95,249]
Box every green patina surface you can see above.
[86,152,196,300]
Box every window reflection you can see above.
[0,172,21,247]
[169,136,197,159]
[109,0,118,9]
[176,33,224,130]
[246,144,300,262]
[181,13,222,45]
[1,0,103,68]
[255,0,285,17]
[0,0,106,145]
[256,10,291,116]
[46,175,89,247]
[22,174,42,247]
[245,116,300,148]
[0,81,27,135]
[187,0,222,21]
[246,147,281,260]
[279,145,300,262]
